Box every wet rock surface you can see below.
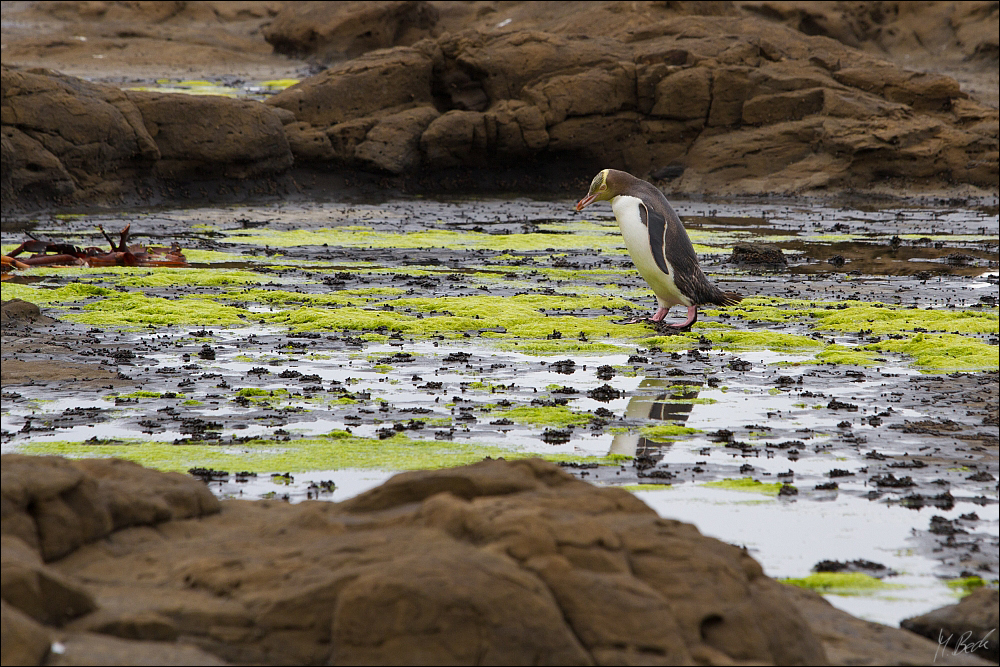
[1,453,992,666]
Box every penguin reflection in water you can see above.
[576,169,742,329]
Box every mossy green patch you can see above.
[703,477,782,495]
[104,390,182,400]
[639,423,701,440]
[492,339,626,356]
[1,282,112,304]
[780,572,901,595]
[494,406,592,427]
[258,294,645,355]
[700,330,823,352]
[259,78,299,90]
[16,433,617,474]
[946,576,988,595]
[815,344,881,366]
[259,306,417,332]
[623,484,674,491]
[817,305,997,336]
[868,333,999,371]
[221,287,404,307]
[66,293,249,327]
[220,226,630,254]
[112,269,268,288]
[718,298,998,336]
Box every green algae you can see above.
[105,391,184,401]
[814,344,881,366]
[258,293,646,350]
[718,298,998,336]
[16,432,617,474]
[259,78,299,90]
[818,305,997,336]
[1,282,111,304]
[493,340,626,356]
[260,306,417,332]
[868,333,999,371]
[703,297,998,370]
[946,576,988,595]
[780,572,901,595]
[493,405,593,428]
[67,293,249,327]
[112,269,268,288]
[623,484,674,492]
[219,225,630,254]
[639,423,701,440]
[700,330,823,352]
[703,477,782,495]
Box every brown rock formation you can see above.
[124,90,292,180]
[1,454,993,666]
[263,1,441,61]
[1,2,998,210]
[902,587,1000,663]
[0,455,220,560]
[1,65,294,211]
[1,66,159,203]
[264,16,997,195]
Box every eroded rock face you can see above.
[263,0,440,61]
[0,66,158,204]
[0,454,219,560]
[1,66,294,211]
[3,5,998,209]
[0,454,828,665]
[3,454,991,666]
[265,16,998,194]
[124,90,293,180]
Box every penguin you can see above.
[576,169,742,329]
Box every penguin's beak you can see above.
[575,193,597,211]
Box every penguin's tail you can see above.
[719,291,743,307]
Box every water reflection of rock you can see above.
[610,378,700,460]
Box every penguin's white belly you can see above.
[611,195,690,307]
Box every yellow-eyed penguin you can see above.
[576,169,742,329]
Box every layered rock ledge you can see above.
[3,10,997,212]
[0,454,992,665]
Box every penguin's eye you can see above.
[599,184,607,191]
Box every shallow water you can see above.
[2,195,998,626]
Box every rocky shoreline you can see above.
[2,454,996,666]
[3,1,998,214]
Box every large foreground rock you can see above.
[1,454,992,666]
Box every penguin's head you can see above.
[575,169,621,211]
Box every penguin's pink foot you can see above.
[655,306,698,331]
